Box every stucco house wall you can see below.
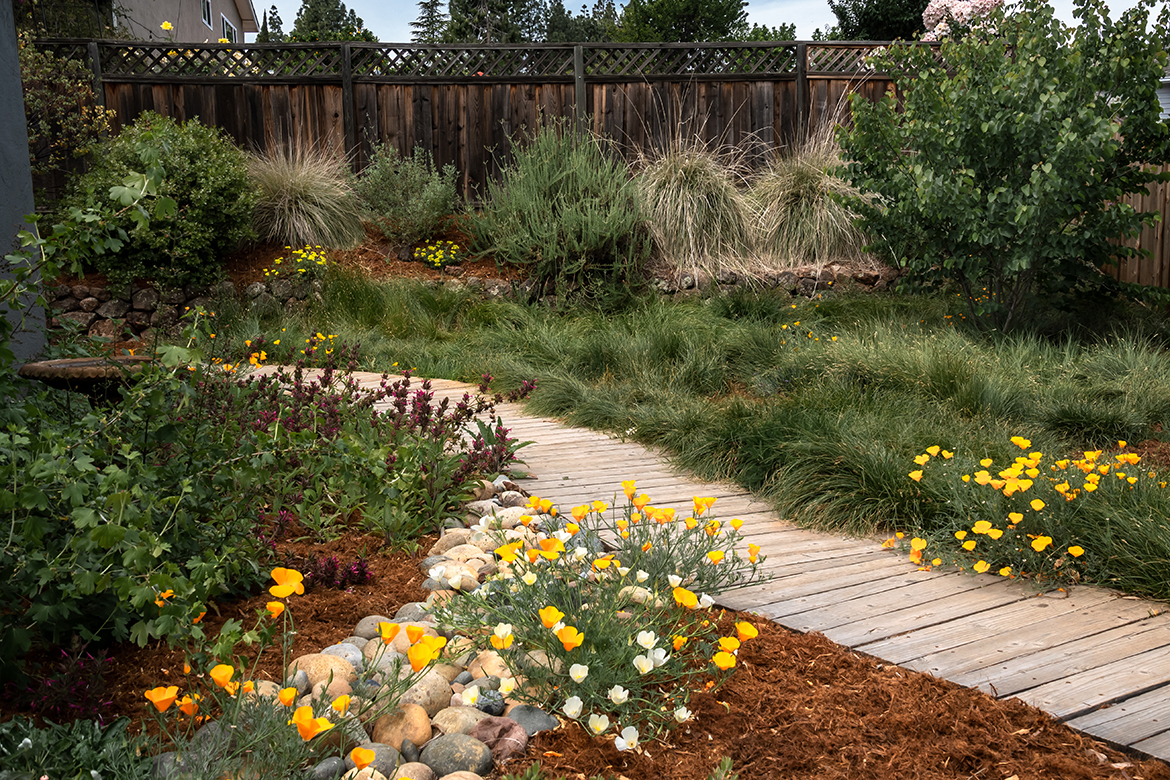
[114,0,257,42]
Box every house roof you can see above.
[233,0,258,33]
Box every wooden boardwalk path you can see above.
[335,371,1170,761]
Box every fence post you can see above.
[87,41,105,109]
[795,42,807,137]
[341,43,356,166]
[573,45,585,135]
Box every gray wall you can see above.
[1,3,44,363]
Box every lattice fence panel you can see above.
[807,45,881,74]
[351,46,576,77]
[94,43,344,77]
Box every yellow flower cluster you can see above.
[413,240,460,270]
[262,245,329,279]
[889,436,1118,581]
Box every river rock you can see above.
[392,763,436,780]
[354,615,397,639]
[418,734,493,778]
[371,703,433,749]
[429,530,473,555]
[467,651,509,680]
[505,705,559,736]
[468,716,529,762]
[432,706,491,735]
[399,668,453,717]
[321,642,365,673]
[343,742,401,777]
[287,654,359,687]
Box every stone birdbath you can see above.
[18,355,154,405]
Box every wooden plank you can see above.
[859,587,1118,665]
[739,567,953,620]
[1014,641,1170,719]
[950,616,1170,697]
[1132,728,1170,758]
[723,556,917,609]
[1065,684,1170,745]
[904,596,1161,682]
[820,578,1030,646]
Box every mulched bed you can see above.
[2,517,1166,780]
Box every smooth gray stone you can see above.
[506,704,560,736]
[419,733,493,778]
[343,741,401,776]
[310,756,346,780]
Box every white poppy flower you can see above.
[636,630,657,649]
[569,663,589,683]
[650,647,669,667]
[587,713,610,734]
[563,696,583,719]
[521,571,538,586]
[674,705,692,723]
[667,574,682,588]
[633,654,653,674]
[462,685,480,705]
[614,725,640,751]
[608,685,630,705]
[698,593,715,609]
[636,569,650,583]
[499,677,517,695]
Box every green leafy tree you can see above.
[289,0,376,41]
[546,0,616,41]
[256,5,286,41]
[616,0,746,40]
[446,0,546,41]
[412,0,448,42]
[11,0,123,37]
[736,21,796,40]
[838,0,1170,332]
[826,0,927,40]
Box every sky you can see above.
[250,0,1146,43]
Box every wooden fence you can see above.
[34,39,897,196]
[30,38,1170,287]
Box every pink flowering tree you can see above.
[921,0,1002,40]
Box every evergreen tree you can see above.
[289,0,377,41]
[616,0,747,41]
[546,0,615,41]
[412,0,448,42]
[825,0,928,40]
[446,0,529,41]
[256,5,285,41]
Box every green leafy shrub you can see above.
[247,144,365,249]
[18,34,114,185]
[59,111,255,291]
[469,121,652,309]
[635,137,754,277]
[752,122,869,270]
[356,143,457,247]
[0,716,147,779]
[839,0,1170,332]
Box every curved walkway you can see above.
[327,370,1170,761]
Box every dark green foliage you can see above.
[446,0,547,42]
[737,21,796,40]
[839,0,1170,332]
[412,0,449,42]
[289,0,376,41]
[826,0,927,40]
[546,0,616,41]
[468,122,651,310]
[11,0,121,37]
[59,112,254,292]
[0,716,147,778]
[616,0,746,40]
[256,5,286,41]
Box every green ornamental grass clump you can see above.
[247,144,366,250]
[58,111,255,291]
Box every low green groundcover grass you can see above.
[210,272,1170,600]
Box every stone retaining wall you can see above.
[44,263,897,340]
